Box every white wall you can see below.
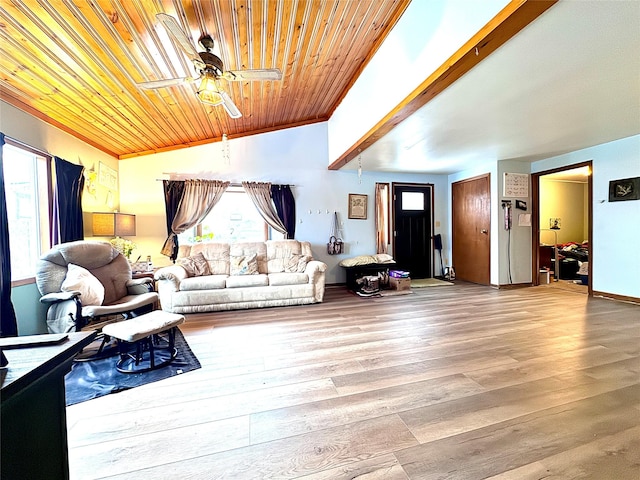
[497,160,533,285]
[532,135,640,299]
[118,122,449,284]
[328,0,509,163]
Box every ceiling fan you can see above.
[137,13,282,118]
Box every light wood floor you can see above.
[66,283,640,479]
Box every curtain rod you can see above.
[4,134,51,158]
[155,179,295,187]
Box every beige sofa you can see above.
[154,239,327,314]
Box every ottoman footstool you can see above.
[102,311,185,373]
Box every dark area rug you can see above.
[65,328,200,406]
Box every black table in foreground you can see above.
[1,331,97,480]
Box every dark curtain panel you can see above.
[271,184,296,239]
[161,180,185,262]
[0,133,18,337]
[52,157,85,244]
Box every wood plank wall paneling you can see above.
[0,0,410,158]
[66,283,640,479]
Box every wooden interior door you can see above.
[452,174,491,285]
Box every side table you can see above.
[132,271,155,280]
[132,271,159,308]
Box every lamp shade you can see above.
[197,72,223,106]
[92,212,136,237]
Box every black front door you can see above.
[393,183,433,278]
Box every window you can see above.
[401,191,424,211]
[3,141,51,284]
[178,187,283,244]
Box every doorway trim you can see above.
[392,182,435,278]
[451,173,491,286]
[531,161,593,295]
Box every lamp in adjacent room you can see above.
[92,212,136,237]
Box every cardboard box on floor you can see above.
[390,277,411,290]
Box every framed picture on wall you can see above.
[99,162,118,190]
[348,193,367,219]
[609,177,640,202]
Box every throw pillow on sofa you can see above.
[61,263,105,306]
[284,254,312,273]
[178,252,211,277]
[230,254,258,275]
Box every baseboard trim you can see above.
[493,282,532,289]
[592,290,640,305]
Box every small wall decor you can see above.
[99,162,118,190]
[83,162,97,197]
[550,218,561,230]
[503,172,529,197]
[609,177,640,202]
[348,193,368,219]
[105,190,114,209]
[518,213,532,227]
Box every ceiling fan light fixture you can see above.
[197,73,223,105]
[146,14,281,118]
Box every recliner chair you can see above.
[36,240,159,334]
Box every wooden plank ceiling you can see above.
[0,0,410,159]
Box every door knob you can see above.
[480,229,488,234]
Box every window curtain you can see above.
[160,180,186,262]
[270,184,296,239]
[242,182,287,237]
[375,182,390,254]
[0,133,18,337]
[161,180,229,261]
[52,157,85,245]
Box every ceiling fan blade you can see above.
[219,91,242,118]
[222,69,283,81]
[137,76,196,89]
[156,13,205,70]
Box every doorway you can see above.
[532,162,592,295]
[392,183,433,279]
[452,174,491,285]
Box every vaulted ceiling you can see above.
[334,0,640,174]
[0,0,410,159]
[2,1,638,173]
